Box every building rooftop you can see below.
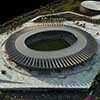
[81,1,100,11]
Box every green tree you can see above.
[82,23,86,28]
[1,70,7,75]
[0,93,11,100]
[96,97,100,100]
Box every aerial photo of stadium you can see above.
[0,0,100,100]
[5,24,97,71]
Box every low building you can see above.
[80,1,100,15]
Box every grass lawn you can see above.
[50,0,81,13]
[28,39,70,51]
[1,0,100,34]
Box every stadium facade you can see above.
[5,24,97,72]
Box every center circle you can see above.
[25,30,77,51]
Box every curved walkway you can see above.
[29,11,100,23]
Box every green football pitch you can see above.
[28,38,70,51]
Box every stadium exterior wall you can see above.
[80,5,100,15]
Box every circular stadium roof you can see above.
[81,1,100,11]
[5,25,97,71]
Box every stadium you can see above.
[0,14,100,100]
[5,23,97,72]
[0,21,98,99]
[1,0,100,99]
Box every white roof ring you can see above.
[81,1,100,11]
[5,25,97,71]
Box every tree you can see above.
[96,32,99,36]
[96,97,100,100]
[83,23,86,28]
[1,70,7,75]
[0,93,11,100]
[75,21,79,25]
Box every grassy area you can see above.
[49,0,81,13]
[0,0,100,34]
[27,39,70,51]
[0,93,11,100]
[0,0,83,34]
[96,19,100,24]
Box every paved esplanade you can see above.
[5,25,97,71]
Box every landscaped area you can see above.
[1,0,99,34]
